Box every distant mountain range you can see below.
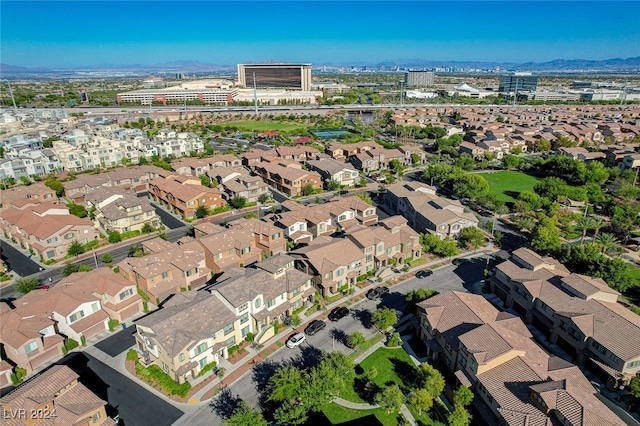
[1,56,639,75]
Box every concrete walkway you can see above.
[332,397,417,426]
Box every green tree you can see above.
[410,153,421,165]
[44,176,65,197]
[408,388,433,415]
[371,307,397,331]
[267,366,305,404]
[417,363,445,397]
[108,231,122,244]
[229,196,247,209]
[595,232,620,255]
[20,176,31,186]
[447,405,472,426]
[389,159,403,174]
[453,384,474,407]
[302,183,316,196]
[273,401,307,426]
[327,179,340,191]
[101,253,112,263]
[67,240,84,257]
[199,175,212,187]
[629,375,640,398]
[574,216,595,244]
[195,205,210,218]
[356,193,373,205]
[454,154,475,171]
[62,262,80,276]
[141,222,155,234]
[374,384,404,414]
[458,227,487,251]
[67,203,88,218]
[405,289,439,314]
[79,265,92,272]
[258,193,270,204]
[347,331,366,348]
[503,154,520,169]
[15,277,39,293]
[537,138,551,152]
[531,216,562,255]
[225,401,268,426]
[453,175,490,200]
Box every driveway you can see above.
[151,203,186,229]
[0,240,41,276]
[94,326,137,357]
[62,352,184,426]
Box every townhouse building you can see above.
[272,197,378,244]
[0,183,57,210]
[489,247,640,391]
[458,141,486,159]
[291,236,368,296]
[325,141,377,162]
[349,147,406,173]
[385,181,478,239]
[0,202,100,261]
[118,238,211,303]
[148,177,225,219]
[253,162,322,196]
[219,173,270,204]
[415,291,624,426]
[0,302,64,376]
[211,253,314,344]
[85,186,159,234]
[0,365,114,426]
[13,268,142,344]
[305,158,360,188]
[197,227,263,273]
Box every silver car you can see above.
[286,333,306,349]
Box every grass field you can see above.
[225,120,307,132]
[477,171,539,204]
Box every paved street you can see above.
[0,239,41,276]
[94,326,137,357]
[61,352,184,426]
[176,256,487,425]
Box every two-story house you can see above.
[85,186,159,234]
[305,158,361,188]
[148,177,225,219]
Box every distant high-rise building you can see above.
[499,72,538,92]
[237,63,312,91]
[405,71,435,87]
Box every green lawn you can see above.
[477,170,539,204]
[322,402,398,426]
[225,120,307,132]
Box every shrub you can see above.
[108,319,120,332]
[10,367,27,385]
[126,349,139,362]
[65,338,79,351]
[228,345,240,356]
[15,277,39,293]
[137,364,191,397]
[244,333,255,342]
[101,253,113,263]
[198,361,217,377]
[80,335,86,346]
[386,332,403,347]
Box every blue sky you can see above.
[2,1,639,67]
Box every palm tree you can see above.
[596,232,620,255]
[590,217,605,244]
[574,217,595,244]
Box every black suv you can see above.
[304,320,326,336]
[328,306,350,322]
[415,270,433,279]
[366,286,390,300]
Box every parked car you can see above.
[366,286,390,300]
[415,270,433,279]
[328,306,350,322]
[304,320,326,336]
[285,333,307,348]
[452,258,469,266]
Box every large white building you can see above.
[117,79,238,106]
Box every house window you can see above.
[91,302,99,312]
[24,341,38,354]
[335,269,344,277]
[179,353,185,362]
[241,326,250,337]
[324,273,329,279]
[272,233,281,240]
[255,298,261,308]
[64,233,74,240]
[161,271,169,279]
[92,412,101,423]
[226,336,236,346]
[46,236,58,244]
[119,288,133,300]
[339,215,347,221]
[266,299,275,308]
[627,360,640,368]
[223,323,235,335]
[194,342,208,355]
[69,311,85,323]
[240,313,249,324]
[293,287,301,296]
[241,247,250,255]
[217,252,223,260]
[199,357,208,369]
[319,223,325,231]
[186,268,197,277]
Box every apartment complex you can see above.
[0,365,115,426]
[85,186,159,234]
[0,202,100,261]
[384,181,479,239]
[416,291,624,426]
[253,161,322,196]
[118,238,211,303]
[133,253,313,384]
[305,158,360,188]
[489,247,640,390]
[148,176,225,219]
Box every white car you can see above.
[286,333,306,349]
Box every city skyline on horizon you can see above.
[1,1,639,69]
